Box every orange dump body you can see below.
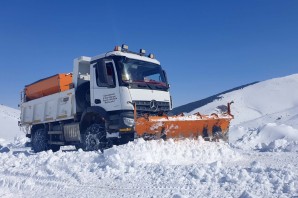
[135,103,234,141]
[25,73,73,101]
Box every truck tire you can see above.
[81,123,112,152]
[50,145,60,152]
[76,82,91,110]
[31,128,49,153]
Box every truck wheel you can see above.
[76,82,91,110]
[50,145,60,152]
[82,123,112,152]
[31,128,49,153]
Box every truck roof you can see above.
[90,51,161,65]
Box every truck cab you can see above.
[74,45,171,147]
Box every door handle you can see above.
[94,99,101,104]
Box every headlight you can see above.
[123,117,134,127]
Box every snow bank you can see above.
[0,141,297,197]
[231,123,298,152]
[103,138,240,169]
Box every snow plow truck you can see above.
[19,45,233,152]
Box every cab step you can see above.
[48,141,65,145]
[48,131,63,135]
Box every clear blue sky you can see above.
[1,0,297,108]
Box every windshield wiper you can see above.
[137,84,147,88]
[144,82,154,90]
[126,81,168,90]
[139,81,153,90]
[142,82,166,90]
[127,81,153,90]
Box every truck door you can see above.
[90,59,121,111]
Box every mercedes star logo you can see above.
[150,100,158,112]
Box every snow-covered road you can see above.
[1,139,297,198]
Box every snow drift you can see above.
[231,123,298,152]
[1,139,297,198]
[104,138,240,168]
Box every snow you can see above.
[0,104,23,143]
[104,138,241,167]
[0,139,297,197]
[1,74,298,197]
[190,74,298,152]
[231,123,298,152]
[190,74,298,126]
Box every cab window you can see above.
[95,61,116,87]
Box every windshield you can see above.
[121,58,168,89]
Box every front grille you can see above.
[133,100,170,115]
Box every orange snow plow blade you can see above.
[135,102,234,141]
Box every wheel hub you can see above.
[86,134,100,150]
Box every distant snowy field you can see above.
[1,74,298,198]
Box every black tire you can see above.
[31,128,49,153]
[76,82,91,110]
[81,123,112,152]
[50,145,60,152]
